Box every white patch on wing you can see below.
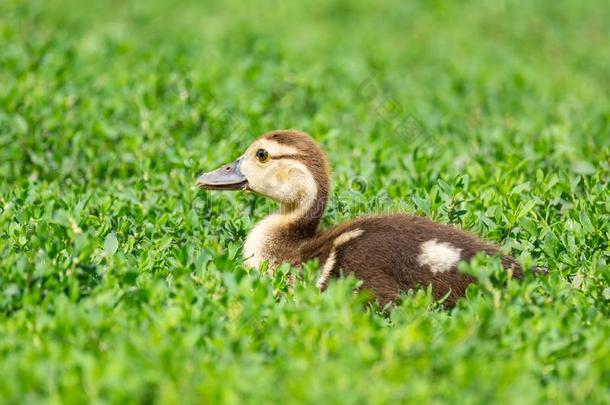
[316,228,364,289]
[417,239,462,273]
[334,229,365,246]
[316,250,336,290]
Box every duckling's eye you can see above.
[255,148,269,163]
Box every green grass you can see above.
[1,0,610,403]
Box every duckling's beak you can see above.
[197,157,248,190]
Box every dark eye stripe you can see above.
[270,154,307,160]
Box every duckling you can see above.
[197,130,533,307]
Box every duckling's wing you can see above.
[310,214,522,306]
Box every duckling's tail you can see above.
[501,256,548,278]
[532,266,549,276]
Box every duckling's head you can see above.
[198,130,330,212]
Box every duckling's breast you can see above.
[243,213,308,270]
[243,215,278,269]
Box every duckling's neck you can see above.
[278,193,326,238]
[243,190,327,269]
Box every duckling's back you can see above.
[306,214,523,307]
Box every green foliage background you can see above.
[1,0,609,403]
